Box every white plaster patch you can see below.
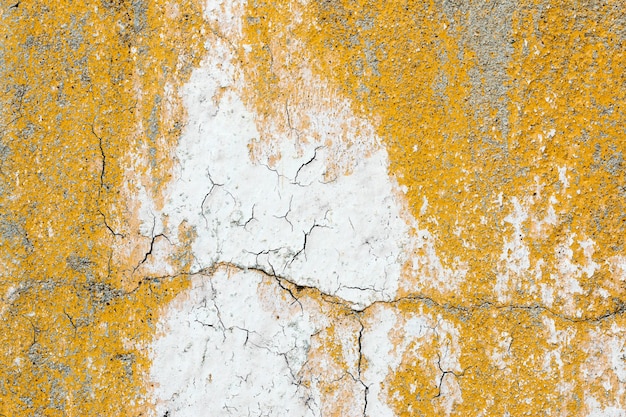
[142,0,622,415]
[495,197,530,303]
[492,191,602,310]
[148,1,423,413]
[409,229,469,294]
[558,165,569,191]
[540,282,554,307]
[586,397,626,417]
[553,234,584,311]
[158,27,415,310]
[150,268,317,417]
[360,306,400,417]
[490,331,512,371]
[360,306,465,417]
[579,238,600,278]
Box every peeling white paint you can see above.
[586,397,626,417]
[409,229,469,295]
[360,306,399,417]
[553,234,584,310]
[150,268,317,416]
[148,1,420,413]
[156,32,415,309]
[490,331,512,371]
[558,165,569,191]
[495,197,530,303]
[140,1,624,415]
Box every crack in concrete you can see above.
[92,123,106,191]
[138,260,626,326]
[98,209,124,238]
[273,195,294,231]
[293,146,323,186]
[133,216,170,273]
[433,350,470,400]
[284,98,302,143]
[355,317,369,417]
[145,257,626,414]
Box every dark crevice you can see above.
[98,209,124,238]
[133,216,169,272]
[294,146,323,185]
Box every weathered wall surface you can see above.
[1,0,626,416]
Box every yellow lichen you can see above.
[239,0,626,414]
[0,1,205,414]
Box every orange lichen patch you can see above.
[236,3,626,411]
[373,301,464,416]
[299,309,363,416]
[241,0,626,314]
[499,3,626,315]
[253,271,366,415]
[237,1,380,179]
[0,1,205,415]
[380,300,626,416]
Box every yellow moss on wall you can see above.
[239,0,626,414]
[241,0,626,314]
[2,0,626,415]
[0,1,204,415]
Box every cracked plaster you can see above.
[2,0,626,416]
[148,1,626,416]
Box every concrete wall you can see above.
[1,1,626,415]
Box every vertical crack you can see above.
[285,98,301,143]
[134,216,169,272]
[273,196,294,231]
[433,348,470,400]
[90,121,106,190]
[98,209,124,238]
[286,220,329,268]
[238,204,256,229]
[294,146,323,185]
[355,316,369,417]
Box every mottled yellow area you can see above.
[242,0,626,314]
[299,303,363,416]
[3,0,626,414]
[0,1,204,415]
[240,0,626,414]
[379,299,626,416]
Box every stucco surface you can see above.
[1,0,626,416]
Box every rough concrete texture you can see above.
[1,0,626,416]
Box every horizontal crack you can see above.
[132,261,626,325]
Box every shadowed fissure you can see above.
[1,0,626,416]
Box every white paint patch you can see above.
[150,268,317,417]
[142,0,622,415]
[359,306,465,416]
[360,306,400,417]
[490,331,512,371]
[492,191,602,310]
[579,238,600,278]
[540,282,554,307]
[420,196,428,215]
[495,197,530,303]
[136,184,163,238]
[156,31,415,310]
[586,397,626,417]
[608,325,626,384]
[558,166,569,191]
[409,229,469,294]
[148,0,421,413]
[552,234,584,311]
[608,256,626,290]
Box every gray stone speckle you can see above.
[441,0,516,140]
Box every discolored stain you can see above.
[0,0,206,415]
